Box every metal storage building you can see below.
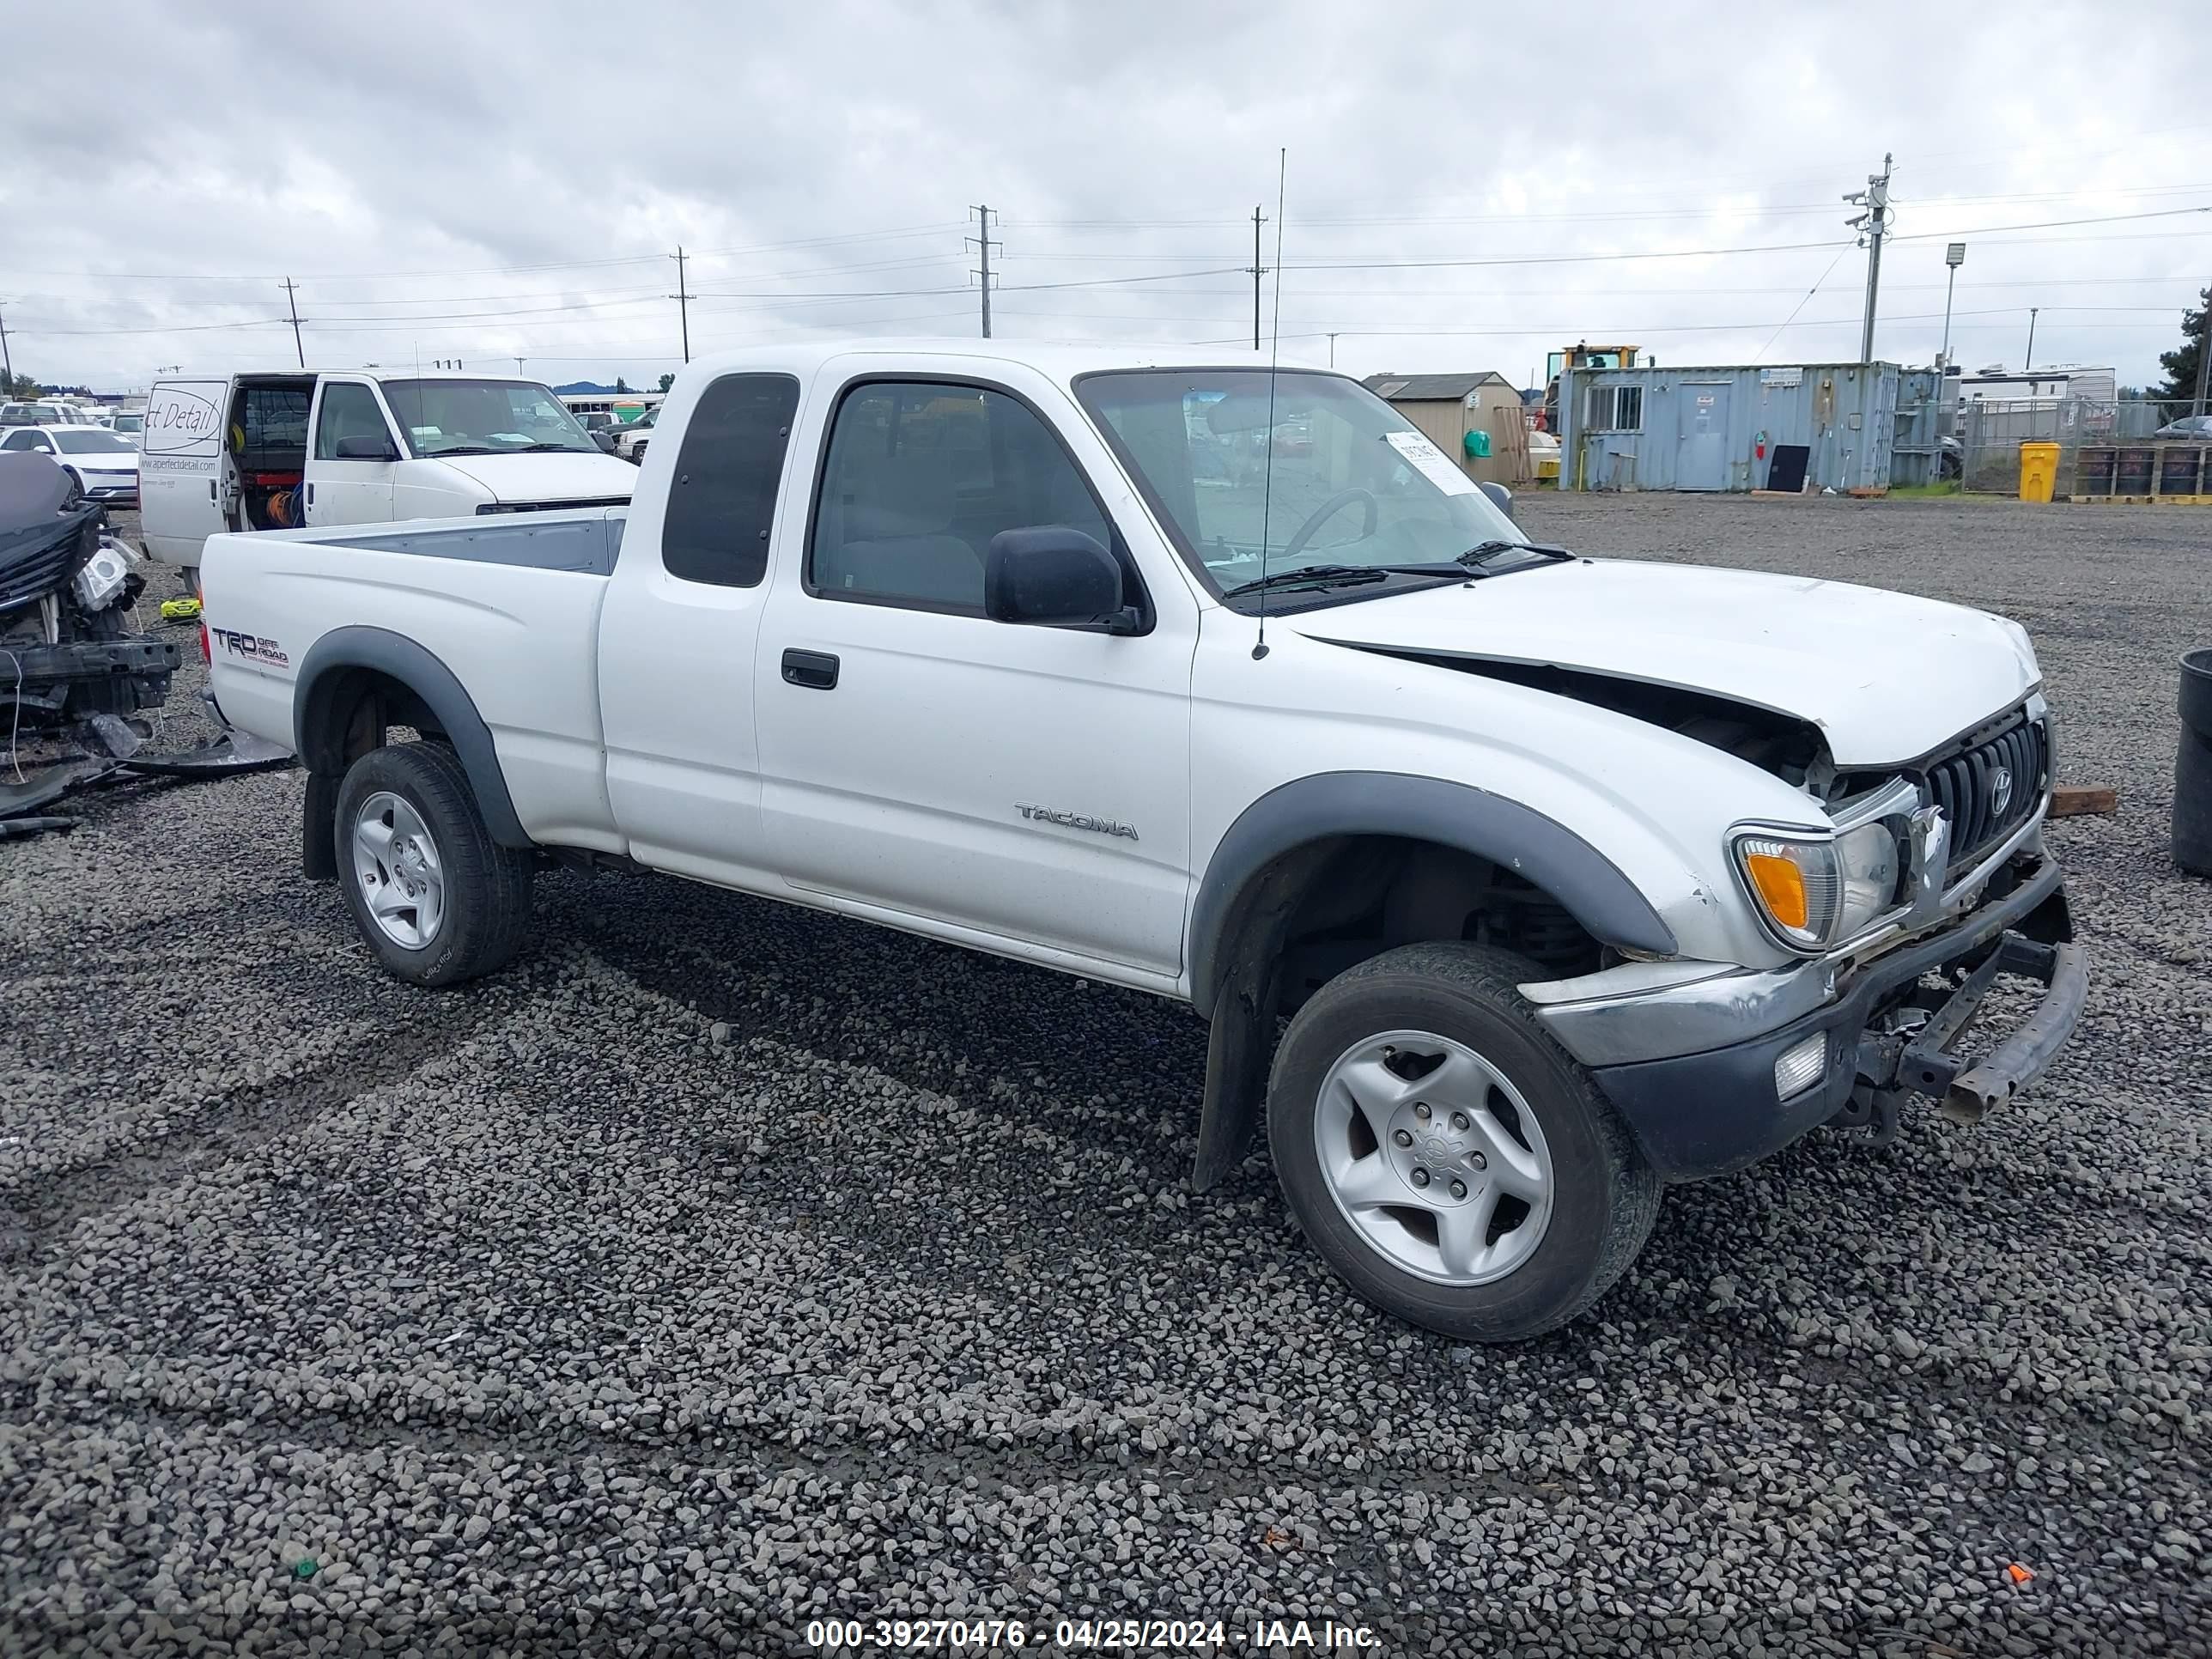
[1363,371,1533,485]
[1556,361,1941,493]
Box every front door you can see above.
[305,378,397,526]
[754,375,1195,979]
[1674,382,1732,490]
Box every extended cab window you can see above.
[810,380,1113,613]
[661,374,800,588]
[314,383,393,460]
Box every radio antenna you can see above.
[1253,147,1287,662]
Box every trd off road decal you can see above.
[208,627,290,668]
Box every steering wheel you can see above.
[1278,487,1377,563]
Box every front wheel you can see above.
[333,740,533,986]
[1268,941,1660,1342]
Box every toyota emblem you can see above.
[1990,765,2014,817]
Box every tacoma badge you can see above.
[1016,804,1138,842]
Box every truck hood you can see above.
[1285,557,2039,766]
[432,451,638,503]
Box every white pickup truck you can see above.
[202,341,2085,1341]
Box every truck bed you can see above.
[204,508,629,849]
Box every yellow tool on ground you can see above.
[160,597,202,622]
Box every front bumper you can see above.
[1578,854,2083,1182]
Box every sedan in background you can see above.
[0,425,141,503]
[2152,414,2212,441]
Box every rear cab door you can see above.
[305,377,399,526]
[138,379,232,562]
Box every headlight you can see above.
[1733,821,1902,951]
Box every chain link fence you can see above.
[1958,398,2204,495]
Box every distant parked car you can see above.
[0,425,140,504]
[574,410,622,453]
[110,411,144,442]
[2152,414,2212,441]
[2,399,93,428]
[612,404,657,462]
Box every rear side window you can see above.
[661,374,800,588]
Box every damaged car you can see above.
[1,449,178,772]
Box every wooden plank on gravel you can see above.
[2048,786,2118,818]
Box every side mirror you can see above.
[335,434,399,462]
[1479,480,1516,521]
[984,526,1138,633]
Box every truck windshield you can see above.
[1075,368,1528,605]
[378,380,600,458]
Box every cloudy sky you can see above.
[6,1,2209,394]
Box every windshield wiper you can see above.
[422,444,502,457]
[1455,538,1576,574]
[515,441,584,453]
[1222,562,1464,599]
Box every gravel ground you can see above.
[3,498,2208,1657]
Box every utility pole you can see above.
[2192,286,2211,416]
[1326,332,1340,368]
[967,206,1000,338]
[669,246,691,363]
[514,356,526,376]
[0,301,12,389]
[1844,154,1892,365]
[281,277,306,368]
[2025,307,2039,371]
[1248,205,1270,351]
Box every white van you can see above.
[139,370,639,577]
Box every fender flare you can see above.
[1188,771,1679,1018]
[292,625,531,848]
[1182,772,1677,1194]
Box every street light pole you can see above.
[1941,242,1965,371]
[2025,307,2039,372]
[2193,285,2211,417]
[1327,332,1340,368]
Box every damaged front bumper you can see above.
[1533,851,2083,1182]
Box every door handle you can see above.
[306,483,315,507]
[781,648,840,690]
[208,479,217,501]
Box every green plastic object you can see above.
[1463,428,1492,459]
[294,1559,318,1580]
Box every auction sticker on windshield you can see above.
[1382,429,1479,495]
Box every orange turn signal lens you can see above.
[1743,850,1808,931]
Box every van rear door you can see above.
[138,379,230,564]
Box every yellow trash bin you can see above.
[2019,441,2061,502]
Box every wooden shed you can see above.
[1362,370,1533,485]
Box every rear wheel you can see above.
[333,740,533,985]
[1268,941,1660,1341]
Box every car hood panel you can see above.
[430,452,639,502]
[1285,557,2039,766]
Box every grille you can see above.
[1928,714,2047,877]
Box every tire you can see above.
[1267,940,1660,1342]
[332,740,533,986]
